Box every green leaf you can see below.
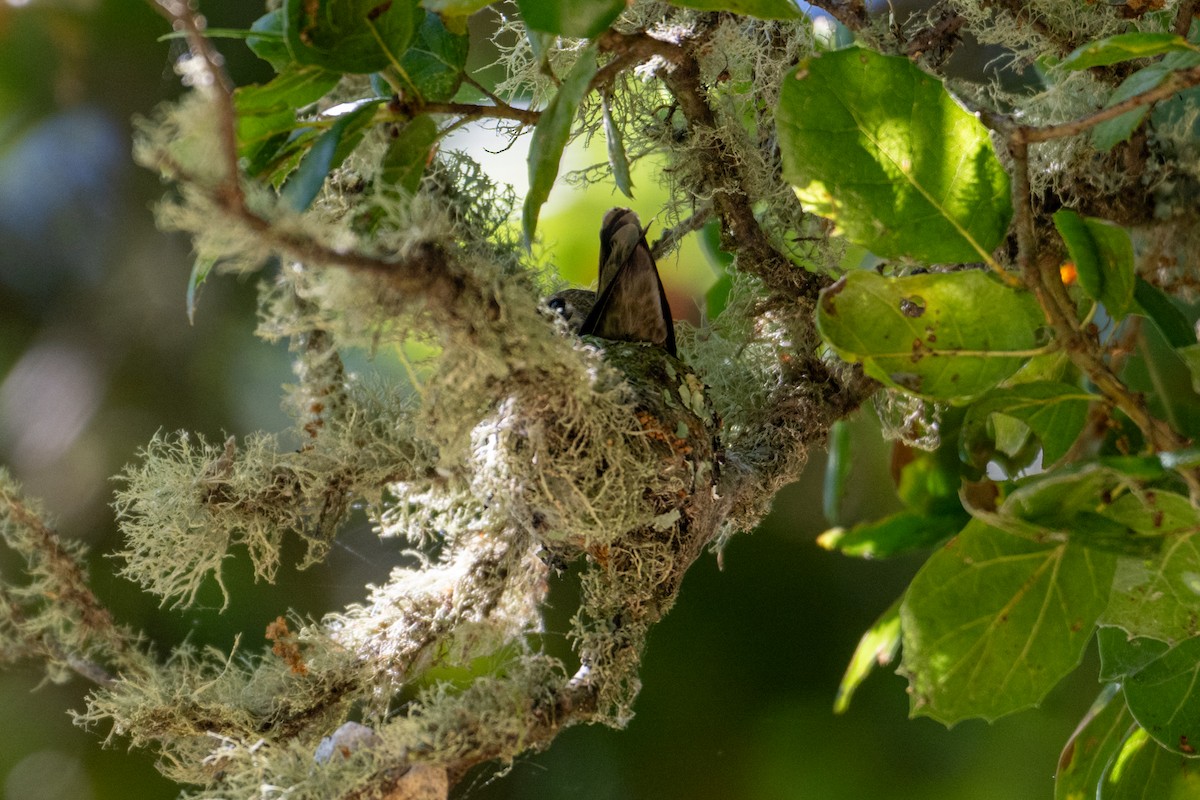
[1060,33,1197,71]
[818,510,965,558]
[1103,505,1200,643]
[280,101,381,211]
[900,518,1116,723]
[284,0,421,74]
[247,10,291,71]
[1098,626,1171,682]
[665,0,803,19]
[1134,277,1196,349]
[1098,727,1200,798]
[602,92,633,198]
[1053,210,1136,319]
[834,597,902,714]
[517,0,626,38]
[233,66,341,162]
[1055,684,1134,800]
[522,46,597,248]
[777,47,1011,264]
[960,382,1093,468]
[186,256,217,325]
[380,115,440,193]
[822,420,852,525]
[397,12,469,102]
[422,0,493,15]
[815,270,1045,400]
[1123,636,1200,755]
[1179,343,1200,395]
[1087,51,1200,151]
[234,65,341,115]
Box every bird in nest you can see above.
[546,208,677,358]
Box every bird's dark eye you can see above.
[548,298,567,313]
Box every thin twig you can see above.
[1016,65,1200,143]
[1007,137,1200,496]
[150,0,244,211]
[650,205,713,259]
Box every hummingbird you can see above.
[548,208,676,356]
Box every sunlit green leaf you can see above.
[522,46,597,247]
[1098,726,1200,798]
[818,510,965,558]
[233,66,341,164]
[666,0,803,19]
[815,271,1044,400]
[517,0,626,38]
[901,518,1116,723]
[778,47,1011,264]
[1055,684,1133,800]
[284,0,421,74]
[1060,32,1197,71]
[834,597,901,714]
[1053,210,1136,319]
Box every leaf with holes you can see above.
[815,270,1044,400]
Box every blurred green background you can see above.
[0,2,1098,798]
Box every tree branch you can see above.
[1016,65,1200,144]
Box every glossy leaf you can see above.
[815,270,1044,400]
[1123,636,1200,755]
[517,0,625,38]
[397,12,469,102]
[522,46,597,247]
[1055,684,1134,800]
[280,101,381,211]
[901,518,1116,723]
[1054,210,1136,319]
[284,0,421,74]
[960,381,1093,468]
[818,510,965,558]
[778,47,1011,264]
[1060,33,1197,71]
[380,115,440,193]
[1098,727,1200,798]
[834,597,901,714]
[666,0,803,18]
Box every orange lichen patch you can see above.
[266,616,308,676]
[635,410,693,456]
